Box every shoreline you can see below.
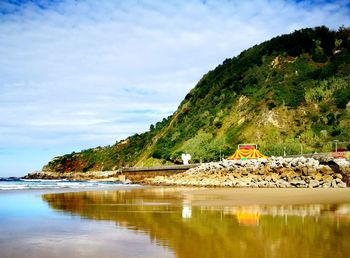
[0,183,144,195]
[3,183,350,211]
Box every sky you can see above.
[0,0,349,176]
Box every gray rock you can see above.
[337,181,347,188]
[309,180,320,188]
[331,179,338,188]
[334,173,343,180]
[290,180,307,187]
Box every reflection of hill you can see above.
[42,188,350,258]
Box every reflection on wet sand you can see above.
[236,210,261,225]
[42,187,350,258]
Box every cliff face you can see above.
[43,26,350,173]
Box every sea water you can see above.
[0,177,125,190]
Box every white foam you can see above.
[21,179,67,182]
[0,180,126,190]
[0,185,28,190]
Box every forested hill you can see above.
[43,26,350,173]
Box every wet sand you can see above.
[3,185,350,204]
[2,186,350,258]
[183,187,350,206]
[2,185,350,206]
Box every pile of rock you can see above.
[147,157,350,188]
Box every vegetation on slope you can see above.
[43,26,350,172]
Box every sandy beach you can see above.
[182,187,350,206]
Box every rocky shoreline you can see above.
[23,170,126,182]
[24,157,350,188]
[146,157,350,188]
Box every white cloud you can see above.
[0,0,349,175]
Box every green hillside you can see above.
[43,26,350,172]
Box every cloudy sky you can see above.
[0,0,349,176]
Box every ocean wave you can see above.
[0,179,126,190]
[0,177,21,182]
[20,179,67,182]
[0,184,28,190]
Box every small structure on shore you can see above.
[227,144,267,160]
[181,153,192,165]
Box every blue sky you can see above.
[0,0,349,176]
